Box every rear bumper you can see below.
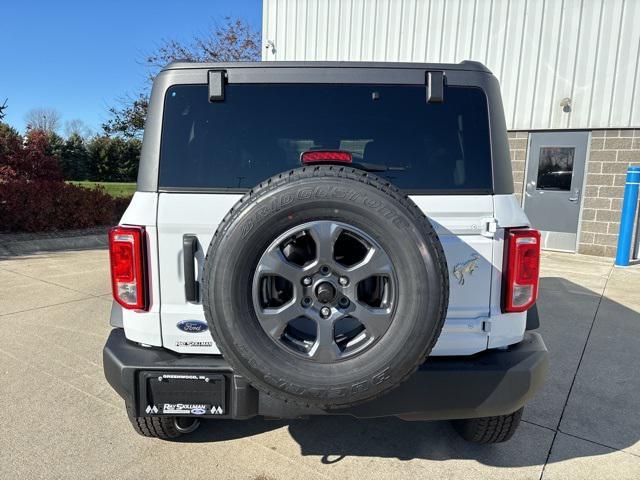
[103,328,548,421]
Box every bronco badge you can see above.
[453,254,480,285]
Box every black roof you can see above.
[162,60,492,74]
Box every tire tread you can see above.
[452,407,524,444]
[127,406,181,439]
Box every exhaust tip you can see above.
[173,417,201,434]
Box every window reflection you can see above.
[159,84,493,191]
[536,147,574,191]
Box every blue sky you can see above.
[0,0,262,134]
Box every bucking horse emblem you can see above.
[453,254,480,285]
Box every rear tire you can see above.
[452,407,524,444]
[126,405,200,439]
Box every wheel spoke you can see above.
[351,301,394,339]
[256,247,305,283]
[255,300,305,340]
[347,247,393,284]
[309,317,341,362]
[307,222,342,264]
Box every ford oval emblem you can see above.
[191,407,206,415]
[177,320,209,333]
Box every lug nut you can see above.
[339,276,349,286]
[302,297,312,307]
[320,306,331,318]
[339,297,350,308]
[319,265,330,275]
[302,277,312,286]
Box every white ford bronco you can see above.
[103,61,548,443]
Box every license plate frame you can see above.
[138,371,226,417]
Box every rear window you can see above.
[159,83,493,192]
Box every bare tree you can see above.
[64,118,93,138]
[24,107,62,132]
[145,17,261,71]
[0,99,7,120]
[103,17,261,138]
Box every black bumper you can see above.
[103,328,548,421]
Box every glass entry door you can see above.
[524,132,589,252]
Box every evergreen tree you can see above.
[59,133,90,180]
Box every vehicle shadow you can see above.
[179,275,640,468]
[186,414,545,467]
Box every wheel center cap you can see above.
[315,282,336,304]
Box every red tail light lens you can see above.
[503,228,541,313]
[109,226,148,310]
[301,150,353,165]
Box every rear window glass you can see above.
[159,84,492,192]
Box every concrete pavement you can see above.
[0,248,639,479]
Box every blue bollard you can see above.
[615,165,640,267]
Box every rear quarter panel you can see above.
[118,192,162,346]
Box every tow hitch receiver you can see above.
[138,372,226,417]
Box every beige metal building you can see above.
[262,0,640,256]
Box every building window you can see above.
[536,147,575,191]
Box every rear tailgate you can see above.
[412,195,493,355]
[157,193,240,354]
[157,193,493,356]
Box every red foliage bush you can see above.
[0,180,130,232]
[0,126,131,232]
[2,129,63,182]
[0,164,17,183]
[21,130,63,181]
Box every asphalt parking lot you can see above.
[1,246,639,479]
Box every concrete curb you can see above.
[0,230,108,257]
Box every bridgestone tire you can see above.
[452,407,524,444]
[203,166,449,408]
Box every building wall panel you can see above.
[262,0,640,129]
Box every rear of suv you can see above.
[103,61,548,443]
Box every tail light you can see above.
[109,226,148,310]
[301,150,352,165]
[503,228,541,313]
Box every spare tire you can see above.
[203,166,448,408]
